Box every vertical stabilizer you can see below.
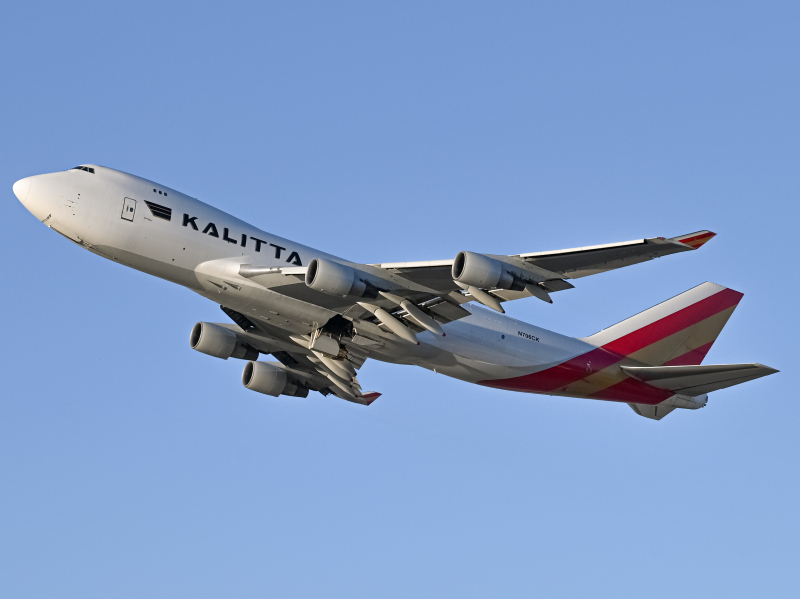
[582,282,743,366]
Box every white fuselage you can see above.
[14,165,592,388]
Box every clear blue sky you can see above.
[2,2,798,597]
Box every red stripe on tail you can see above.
[602,289,742,357]
[662,341,715,366]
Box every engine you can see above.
[305,258,368,297]
[452,251,520,290]
[190,322,259,360]
[242,361,309,398]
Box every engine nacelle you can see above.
[452,251,518,290]
[242,361,309,398]
[190,322,259,360]
[305,258,368,297]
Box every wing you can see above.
[217,307,384,405]
[374,231,716,307]
[513,230,716,279]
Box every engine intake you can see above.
[305,258,368,297]
[452,251,519,290]
[190,322,259,360]
[242,361,309,398]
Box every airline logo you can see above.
[182,214,303,265]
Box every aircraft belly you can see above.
[433,356,520,383]
[93,246,204,289]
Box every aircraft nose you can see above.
[13,177,32,203]
[14,172,69,222]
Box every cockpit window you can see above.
[70,166,95,174]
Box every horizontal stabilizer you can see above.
[621,363,778,396]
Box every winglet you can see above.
[671,230,716,249]
[331,389,382,406]
[359,392,382,406]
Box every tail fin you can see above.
[582,282,744,366]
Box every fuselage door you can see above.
[121,197,136,221]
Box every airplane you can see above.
[12,164,778,420]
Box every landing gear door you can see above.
[121,197,136,221]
